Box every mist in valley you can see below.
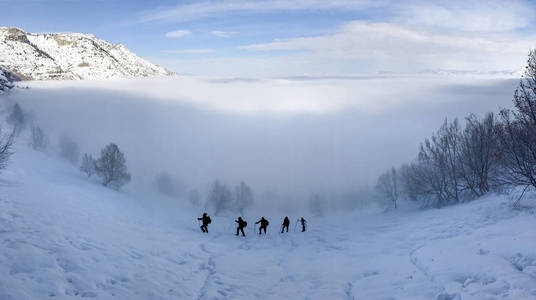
[5,75,518,214]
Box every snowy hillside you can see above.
[0,144,535,299]
[0,27,172,80]
[0,67,18,92]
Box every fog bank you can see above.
[4,75,517,211]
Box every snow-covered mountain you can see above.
[0,27,172,80]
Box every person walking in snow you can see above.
[198,213,211,233]
[235,217,247,237]
[255,217,269,235]
[281,216,290,233]
[300,217,307,232]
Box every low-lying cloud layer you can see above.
[6,75,518,211]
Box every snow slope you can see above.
[0,27,172,80]
[0,67,18,93]
[0,146,535,299]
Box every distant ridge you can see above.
[0,27,172,80]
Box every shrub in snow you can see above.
[6,103,25,135]
[95,143,131,189]
[458,113,498,197]
[29,126,48,151]
[234,181,254,216]
[495,49,536,207]
[58,135,80,164]
[0,126,15,171]
[207,180,233,215]
[80,153,96,178]
[375,167,398,208]
[397,115,499,208]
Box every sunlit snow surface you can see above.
[0,147,535,299]
[1,75,535,299]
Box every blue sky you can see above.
[3,0,536,77]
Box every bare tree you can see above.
[6,103,25,135]
[207,180,232,215]
[95,143,131,189]
[80,153,96,177]
[398,119,466,208]
[0,126,15,171]
[375,167,398,208]
[417,119,462,207]
[59,135,80,164]
[234,181,254,216]
[494,50,536,206]
[458,113,498,198]
[29,126,48,151]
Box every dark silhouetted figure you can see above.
[198,213,211,233]
[281,216,290,233]
[235,217,247,236]
[300,217,307,232]
[255,217,269,235]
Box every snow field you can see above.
[0,146,535,299]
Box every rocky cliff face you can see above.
[0,27,172,80]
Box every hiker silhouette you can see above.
[255,217,269,235]
[300,217,307,232]
[281,216,290,233]
[235,217,247,236]
[197,213,211,233]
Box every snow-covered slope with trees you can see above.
[0,144,535,299]
[0,27,171,80]
[0,67,18,92]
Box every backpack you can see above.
[243,221,247,227]
[207,217,212,224]
[265,220,269,226]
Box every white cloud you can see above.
[149,1,536,77]
[397,0,534,32]
[141,0,383,23]
[236,21,535,75]
[162,49,216,54]
[164,29,192,38]
[211,30,237,38]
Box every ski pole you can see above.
[294,220,298,232]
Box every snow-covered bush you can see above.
[375,167,398,208]
[234,181,254,216]
[80,153,96,178]
[397,114,500,208]
[207,180,233,215]
[29,126,48,151]
[6,103,25,135]
[95,143,131,189]
[495,49,536,206]
[0,126,15,171]
[58,135,80,164]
